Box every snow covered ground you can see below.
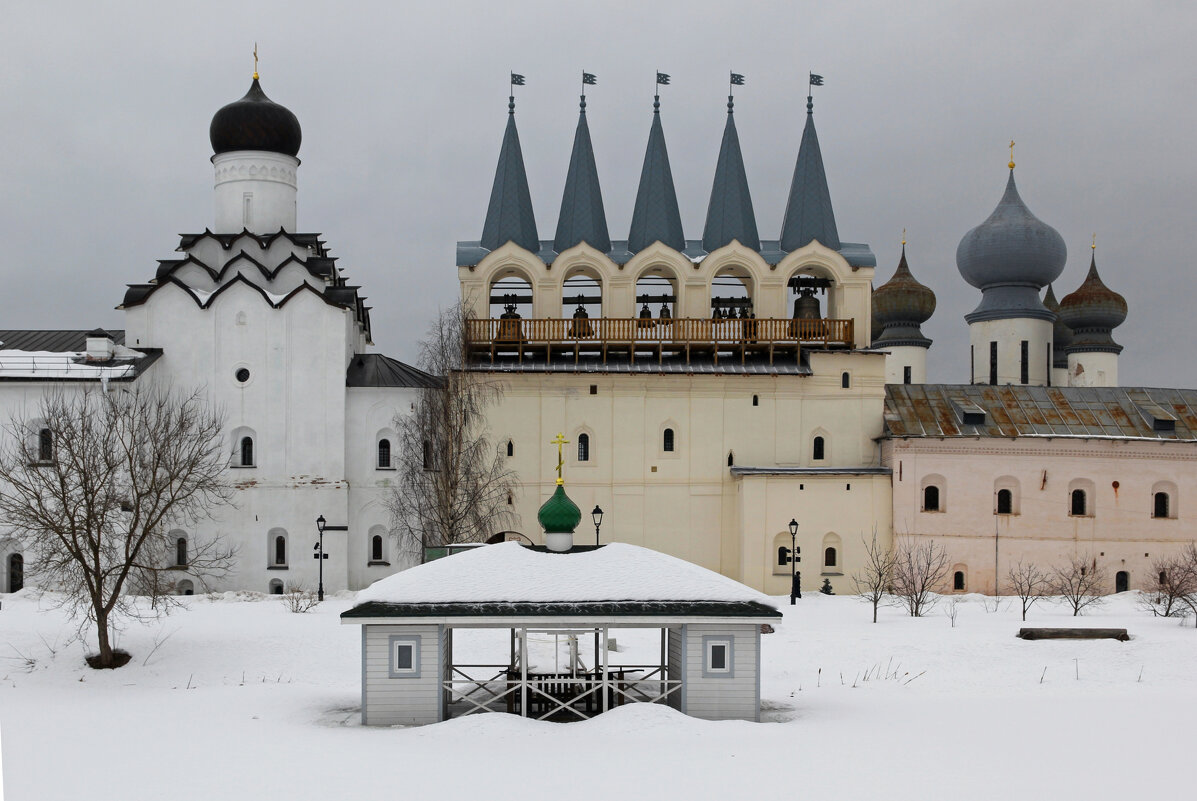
[1,588,1193,800]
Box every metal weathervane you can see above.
[807,72,824,112]
[253,43,259,80]
[729,72,745,111]
[509,72,526,113]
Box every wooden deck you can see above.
[466,317,854,365]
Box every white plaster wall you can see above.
[886,437,1197,594]
[968,318,1052,386]
[883,345,928,385]
[1068,351,1119,387]
[213,151,299,234]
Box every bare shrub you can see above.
[282,583,320,614]
[851,528,897,623]
[1141,543,1197,624]
[892,537,950,617]
[944,598,960,627]
[1049,554,1107,617]
[1006,561,1049,621]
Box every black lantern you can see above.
[592,505,603,547]
[788,518,800,605]
[314,514,328,602]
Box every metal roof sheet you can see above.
[341,600,780,620]
[345,354,440,388]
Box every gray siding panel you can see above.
[363,624,442,726]
[683,623,759,721]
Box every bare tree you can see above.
[891,536,950,617]
[851,528,897,623]
[389,303,518,563]
[1142,544,1197,622]
[1006,560,1049,621]
[0,387,234,668]
[1049,554,1107,617]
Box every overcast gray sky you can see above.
[3,1,1195,386]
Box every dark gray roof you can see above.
[0,329,126,351]
[346,354,440,388]
[628,99,685,253]
[703,104,759,252]
[779,100,840,251]
[884,384,1197,440]
[457,238,875,269]
[341,599,781,620]
[480,107,540,253]
[554,101,610,254]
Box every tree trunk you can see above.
[95,609,114,667]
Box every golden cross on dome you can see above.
[1008,139,1015,169]
[550,432,569,484]
[901,227,906,246]
[253,43,259,80]
[1092,233,1097,250]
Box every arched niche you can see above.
[625,243,693,317]
[561,263,603,334]
[633,262,681,324]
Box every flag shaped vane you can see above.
[656,71,671,85]
[510,73,526,87]
[809,73,824,86]
[582,72,597,85]
[730,72,745,86]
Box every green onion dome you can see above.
[537,483,581,534]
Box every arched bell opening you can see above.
[785,264,846,344]
[710,265,754,320]
[562,267,602,339]
[489,269,534,343]
[635,265,678,333]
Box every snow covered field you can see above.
[1,588,1193,800]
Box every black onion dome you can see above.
[872,245,935,347]
[1058,253,1127,352]
[956,171,1066,290]
[210,78,302,157]
[1043,284,1073,367]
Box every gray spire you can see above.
[480,98,539,253]
[703,96,759,252]
[554,96,610,254]
[628,95,685,253]
[779,95,840,251]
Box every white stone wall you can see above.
[968,317,1053,386]
[212,150,299,234]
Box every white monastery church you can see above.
[2,69,1195,599]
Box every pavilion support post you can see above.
[519,627,528,718]
[660,628,667,700]
[601,627,609,713]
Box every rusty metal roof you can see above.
[884,384,1197,441]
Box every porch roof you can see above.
[342,599,780,621]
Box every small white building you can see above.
[341,541,780,725]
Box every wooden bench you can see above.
[1017,628,1130,641]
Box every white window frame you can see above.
[702,636,734,678]
[388,636,421,678]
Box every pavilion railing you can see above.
[466,317,853,347]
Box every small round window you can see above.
[235,368,251,383]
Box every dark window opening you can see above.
[1020,340,1029,385]
[1046,343,1052,386]
[577,433,590,462]
[997,489,1013,515]
[1071,489,1087,516]
[812,436,825,461]
[709,644,727,671]
[989,341,998,385]
[175,537,188,567]
[727,452,734,467]
[752,395,759,406]
[1115,571,1129,593]
[8,553,24,593]
[270,580,284,595]
[1159,571,1168,586]
[371,535,383,562]
[1153,492,1169,519]
[923,485,940,512]
[841,372,850,389]
[38,428,52,463]
[422,440,434,470]
[778,546,790,566]
[506,439,514,458]
[903,365,912,385]
[663,428,675,452]
[235,367,251,383]
[824,547,837,567]
[274,535,286,566]
[589,385,598,395]
[240,436,254,467]
[377,439,392,468]
[953,571,965,591]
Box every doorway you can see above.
[8,553,24,593]
[1115,571,1129,593]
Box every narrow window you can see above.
[663,428,675,452]
[971,345,975,384]
[242,193,253,227]
[589,384,598,395]
[1046,343,1053,386]
[727,452,734,467]
[506,439,514,457]
[752,395,759,407]
[240,436,254,467]
[1071,489,1087,516]
[903,365,912,385]
[824,547,837,568]
[812,436,825,461]
[371,535,383,562]
[38,428,52,462]
[274,535,286,565]
[377,439,392,469]
[176,537,188,567]
[1153,492,1169,519]
[923,485,940,512]
[989,341,998,385]
[997,489,1013,515]
[841,372,850,389]
[703,637,733,675]
[422,440,433,470]
[577,433,590,462]
[953,571,965,591]
[708,644,727,671]
[394,644,414,670]
[1159,570,1168,586]
[778,546,789,566]
[1020,340,1029,385]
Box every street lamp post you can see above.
[591,505,603,548]
[314,514,328,602]
[788,518,800,605]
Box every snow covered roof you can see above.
[0,346,159,381]
[344,542,779,620]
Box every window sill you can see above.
[995,512,1019,516]
[375,466,396,472]
[368,560,391,567]
[1067,514,1094,519]
[821,571,843,577]
[165,565,188,571]
[267,565,289,570]
[921,509,943,514]
[229,464,256,469]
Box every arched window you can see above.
[1159,570,1168,586]
[812,436,825,461]
[1115,571,1129,593]
[240,436,254,467]
[38,428,53,462]
[274,535,287,566]
[269,579,284,595]
[953,571,965,591]
[996,489,1013,515]
[778,546,789,567]
[8,553,24,593]
[1153,492,1170,519]
[422,440,434,470]
[1071,489,1087,516]
[824,547,837,568]
[578,433,590,462]
[841,372,851,389]
[663,428,675,452]
[923,485,940,512]
[821,533,842,572]
[175,536,188,567]
[371,535,384,562]
[727,451,734,467]
[177,579,194,596]
[506,439,514,457]
[377,439,392,469]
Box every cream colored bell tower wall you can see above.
[968,318,1052,386]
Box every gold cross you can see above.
[253,43,259,80]
[550,432,569,483]
[1008,139,1015,169]
[901,227,906,246]
[1091,233,1097,250]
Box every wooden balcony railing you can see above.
[466,317,854,366]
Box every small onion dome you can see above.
[537,484,581,534]
[871,245,935,347]
[1042,284,1072,367]
[1058,252,1127,353]
[957,171,1065,322]
[210,78,302,157]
